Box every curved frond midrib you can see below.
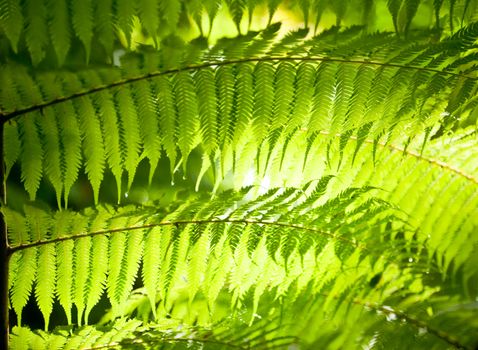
[7,217,364,254]
[1,55,475,122]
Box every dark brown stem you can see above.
[0,122,9,349]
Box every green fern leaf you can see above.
[52,211,75,324]
[267,0,282,23]
[107,216,128,316]
[271,61,295,131]
[57,102,82,208]
[116,86,142,189]
[269,28,309,56]
[433,0,444,27]
[159,0,181,29]
[162,226,181,301]
[232,63,254,147]
[312,0,330,32]
[195,68,218,156]
[10,248,36,326]
[346,64,375,131]
[187,225,210,305]
[247,225,263,257]
[206,236,233,308]
[77,97,105,205]
[73,235,90,325]
[226,0,246,33]
[84,208,110,324]
[203,0,221,34]
[216,65,236,159]
[138,0,159,42]
[400,0,420,34]
[387,0,402,33]
[331,63,356,136]
[40,108,63,208]
[227,223,245,252]
[133,80,161,184]
[244,22,281,57]
[116,229,144,314]
[252,62,275,148]
[46,0,70,65]
[209,222,226,250]
[286,62,315,134]
[35,244,55,330]
[308,62,337,134]
[94,0,115,56]
[142,227,162,318]
[18,113,43,201]
[0,65,22,112]
[155,75,178,178]
[265,226,281,262]
[173,72,200,173]
[24,0,48,65]
[93,90,123,203]
[71,0,93,61]
[2,207,28,245]
[3,121,20,178]
[115,0,134,44]
[0,0,23,52]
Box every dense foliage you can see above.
[1,0,478,349]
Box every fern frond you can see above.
[195,68,218,156]
[252,62,275,153]
[132,80,161,184]
[159,0,181,29]
[18,113,43,201]
[155,75,178,177]
[10,317,296,349]
[3,10,478,349]
[107,216,128,317]
[35,243,55,330]
[71,0,93,61]
[46,0,70,65]
[94,0,115,56]
[116,86,142,190]
[173,72,200,174]
[216,65,236,159]
[24,0,48,65]
[226,0,247,33]
[57,102,82,208]
[3,121,20,178]
[39,108,63,208]
[51,211,75,324]
[72,222,90,326]
[138,0,159,43]
[84,208,110,324]
[6,181,402,325]
[76,96,105,205]
[10,248,36,326]
[141,227,162,318]
[0,0,23,53]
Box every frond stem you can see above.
[316,130,478,185]
[1,56,475,122]
[7,218,366,255]
[316,291,468,349]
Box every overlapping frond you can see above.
[9,318,296,350]
[3,182,398,324]
[2,1,478,349]
[1,0,477,65]
[5,177,478,347]
[2,23,477,206]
